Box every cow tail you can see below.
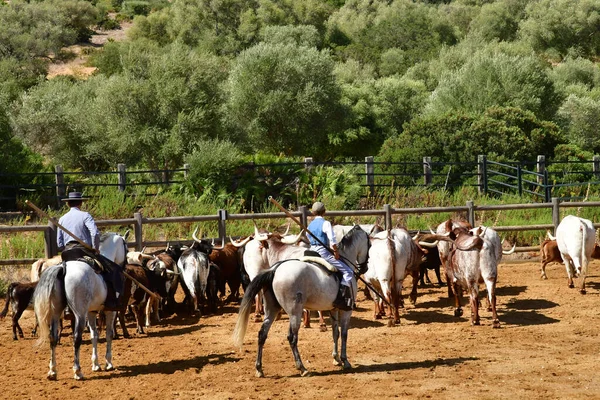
[387,231,397,309]
[581,224,589,279]
[33,265,66,347]
[232,266,279,348]
[0,283,17,319]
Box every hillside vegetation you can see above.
[2,0,600,206]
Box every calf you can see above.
[209,242,243,303]
[418,245,444,287]
[0,281,38,340]
[556,215,596,294]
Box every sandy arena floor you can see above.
[1,260,599,399]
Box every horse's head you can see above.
[339,225,370,274]
[99,231,129,265]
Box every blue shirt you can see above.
[57,207,100,250]
[307,216,337,248]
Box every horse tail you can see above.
[232,266,278,348]
[33,265,66,346]
[0,282,17,319]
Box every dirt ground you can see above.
[2,259,600,399]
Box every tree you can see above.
[556,95,600,153]
[424,50,562,121]
[518,0,600,59]
[224,42,344,157]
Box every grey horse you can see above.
[33,232,128,380]
[233,225,370,377]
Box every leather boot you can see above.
[333,285,353,311]
[103,285,121,310]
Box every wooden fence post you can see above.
[134,212,143,251]
[478,155,487,195]
[552,197,560,232]
[44,221,58,258]
[384,204,392,230]
[218,209,228,240]
[365,156,374,194]
[299,205,308,228]
[593,155,600,179]
[423,157,432,185]
[466,200,475,227]
[118,163,126,192]
[55,165,65,208]
[183,163,190,179]
[537,155,546,184]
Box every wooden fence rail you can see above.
[3,198,600,267]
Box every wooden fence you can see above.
[3,198,600,267]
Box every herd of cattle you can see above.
[1,214,597,340]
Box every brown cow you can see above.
[0,281,38,340]
[540,232,600,280]
[209,242,243,303]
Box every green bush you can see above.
[120,1,150,17]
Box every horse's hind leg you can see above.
[330,310,341,365]
[104,311,116,371]
[72,314,86,380]
[255,292,280,378]
[287,307,308,377]
[47,318,61,380]
[87,311,102,373]
[339,310,352,370]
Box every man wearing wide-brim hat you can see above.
[57,191,123,309]
[57,192,99,251]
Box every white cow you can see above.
[364,229,437,324]
[556,215,595,294]
[447,225,506,328]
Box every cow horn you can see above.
[502,243,516,255]
[123,229,131,241]
[281,230,303,245]
[479,227,487,237]
[253,222,269,241]
[429,227,436,234]
[231,236,252,247]
[412,230,421,240]
[282,223,290,236]
[419,241,439,248]
[212,238,225,250]
[165,242,170,252]
[165,269,180,275]
[192,227,203,242]
[546,230,556,241]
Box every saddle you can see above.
[61,247,103,274]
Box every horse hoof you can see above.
[569,284,575,288]
[73,372,85,381]
[319,324,327,332]
[105,364,114,371]
[333,357,342,366]
[580,289,587,295]
[255,370,264,378]
[541,275,547,280]
[342,361,352,370]
[472,321,480,326]
[454,308,463,317]
[492,320,501,329]
[374,315,382,320]
[300,370,311,377]
[47,372,57,381]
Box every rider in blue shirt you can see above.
[307,201,354,310]
[57,192,123,309]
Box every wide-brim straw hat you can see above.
[62,192,90,202]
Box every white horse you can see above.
[33,231,128,380]
[233,225,370,377]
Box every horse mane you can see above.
[338,225,364,251]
